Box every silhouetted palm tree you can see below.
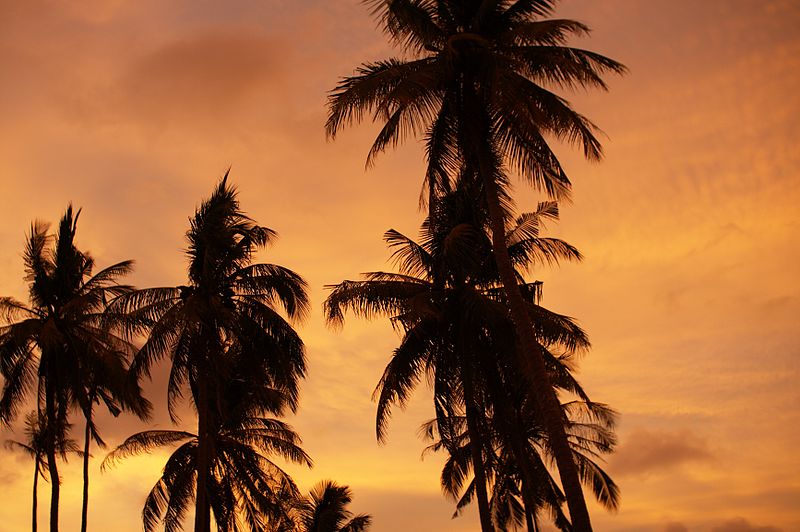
[326,3,624,528]
[0,206,146,532]
[325,187,586,527]
[295,481,371,532]
[103,414,310,531]
[110,173,309,532]
[421,399,619,530]
[4,411,81,532]
[78,345,150,532]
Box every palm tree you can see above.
[0,206,145,532]
[110,173,310,532]
[78,345,151,532]
[4,411,81,532]
[421,398,620,530]
[325,187,586,528]
[103,399,311,531]
[295,481,371,532]
[326,3,625,529]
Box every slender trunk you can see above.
[45,383,60,532]
[80,405,92,532]
[460,362,494,532]
[456,77,590,529]
[482,173,592,531]
[194,378,211,532]
[527,512,538,532]
[32,460,39,532]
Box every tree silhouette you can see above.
[421,398,619,530]
[0,206,147,532]
[326,3,625,529]
[109,173,309,532]
[295,480,371,532]
[325,186,588,528]
[4,411,81,532]
[103,385,311,532]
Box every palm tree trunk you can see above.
[32,460,39,532]
[481,172,592,531]
[456,77,591,530]
[460,363,494,532]
[44,384,60,532]
[194,378,211,532]
[527,512,538,532]
[457,79,592,529]
[80,406,92,532]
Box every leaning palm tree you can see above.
[0,206,144,532]
[295,481,371,532]
[325,187,586,528]
[109,173,309,532]
[5,411,81,532]
[326,3,625,529]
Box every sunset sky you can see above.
[1,1,798,531]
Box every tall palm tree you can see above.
[110,173,310,532]
[326,3,624,529]
[4,411,81,532]
[325,187,586,528]
[0,206,145,532]
[295,480,371,532]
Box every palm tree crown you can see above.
[295,480,371,532]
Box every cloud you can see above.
[610,428,712,476]
[111,28,285,127]
[662,523,689,532]
[710,517,782,532]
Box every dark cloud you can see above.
[710,517,782,532]
[114,28,284,126]
[610,428,712,476]
[662,523,689,532]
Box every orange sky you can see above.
[1,1,798,531]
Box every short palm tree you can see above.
[5,411,81,532]
[295,480,371,532]
[0,206,146,532]
[103,386,312,532]
[110,173,310,532]
[421,398,619,530]
[326,3,625,528]
[325,187,586,528]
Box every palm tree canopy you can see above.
[325,187,587,442]
[0,205,148,426]
[296,480,371,532]
[110,173,310,420]
[4,410,82,481]
[103,380,313,532]
[421,397,620,530]
[327,0,626,201]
